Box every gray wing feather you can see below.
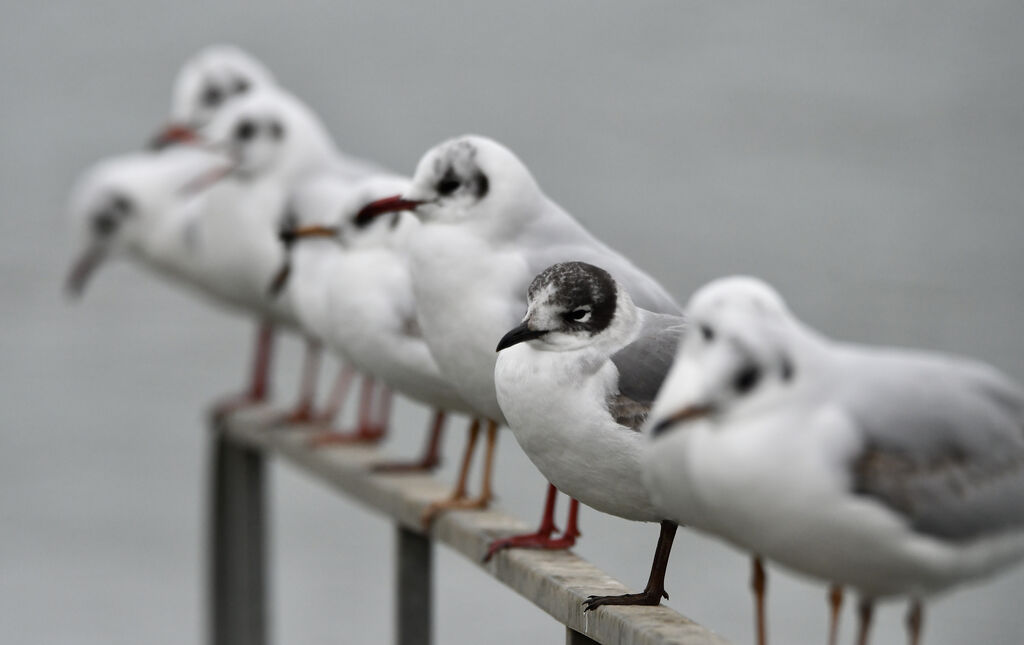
[841,347,1024,541]
[608,311,686,430]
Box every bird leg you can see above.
[483,484,581,562]
[905,600,923,645]
[373,409,446,472]
[856,598,874,645]
[751,557,768,645]
[421,419,499,527]
[211,321,275,423]
[308,376,385,446]
[312,364,356,425]
[372,385,393,436]
[273,338,321,426]
[583,520,677,610]
[827,585,843,645]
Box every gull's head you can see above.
[152,45,274,149]
[268,174,414,297]
[204,90,291,179]
[354,135,540,233]
[496,261,627,353]
[648,276,797,436]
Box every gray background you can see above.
[3,2,1024,644]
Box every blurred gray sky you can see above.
[3,2,1024,644]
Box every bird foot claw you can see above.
[582,590,665,612]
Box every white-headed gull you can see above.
[645,276,1024,645]
[275,173,479,468]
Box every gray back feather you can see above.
[840,347,1024,541]
[608,311,686,429]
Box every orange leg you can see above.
[373,409,446,472]
[827,585,843,645]
[421,419,498,528]
[211,321,274,422]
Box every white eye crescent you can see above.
[568,307,591,323]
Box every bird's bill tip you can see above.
[148,123,199,150]
[651,404,714,437]
[495,322,546,352]
[266,262,292,297]
[353,195,422,228]
[64,246,106,299]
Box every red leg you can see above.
[827,585,843,645]
[583,520,677,610]
[314,364,356,425]
[274,338,321,426]
[752,557,768,645]
[905,600,923,645]
[373,409,446,472]
[481,485,561,561]
[308,376,385,446]
[856,598,874,645]
[372,385,393,436]
[211,321,274,421]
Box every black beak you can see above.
[64,245,107,298]
[650,405,715,437]
[495,321,547,352]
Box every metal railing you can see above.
[208,407,731,645]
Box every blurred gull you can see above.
[149,45,276,149]
[355,135,680,527]
[494,261,685,608]
[645,276,1024,645]
[275,173,478,466]
[165,84,379,421]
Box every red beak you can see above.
[353,195,423,228]
[148,123,199,150]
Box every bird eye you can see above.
[201,85,223,108]
[111,196,133,215]
[566,308,591,322]
[235,119,256,141]
[268,120,285,140]
[700,324,715,342]
[234,78,251,94]
[437,177,460,196]
[92,212,118,237]
[733,364,762,395]
[780,357,795,382]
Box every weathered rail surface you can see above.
[210,407,731,645]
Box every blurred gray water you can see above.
[3,2,1024,644]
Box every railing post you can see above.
[209,424,268,645]
[566,628,600,645]
[395,525,432,645]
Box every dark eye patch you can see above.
[436,168,460,196]
[700,324,715,342]
[733,364,762,395]
[234,78,251,94]
[202,85,223,108]
[235,119,256,141]
[92,211,118,236]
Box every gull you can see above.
[355,135,680,527]
[493,261,685,609]
[66,147,231,297]
[162,85,376,422]
[274,173,478,468]
[645,276,1024,645]
[150,45,276,149]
